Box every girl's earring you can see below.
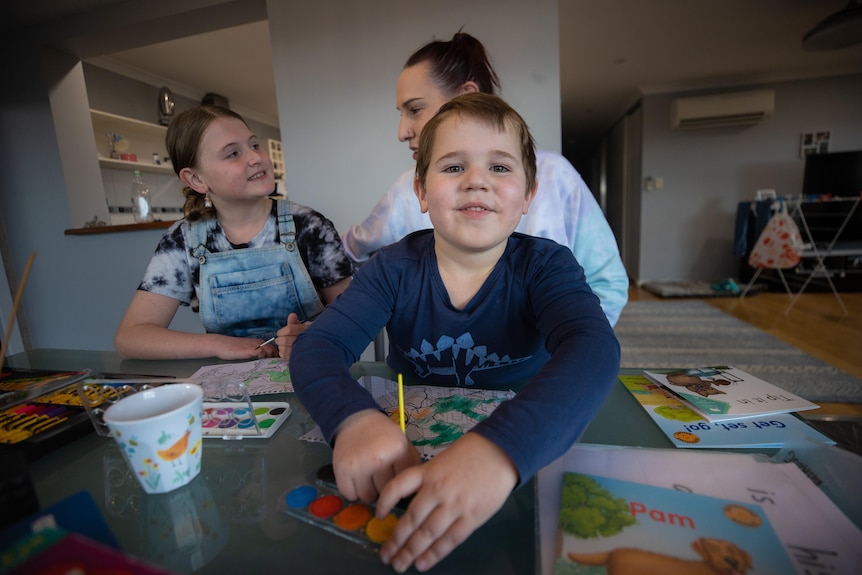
[204,193,213,208]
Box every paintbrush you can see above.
[397,373,406,433]
[84,378,193,385]
[1,252,35,364]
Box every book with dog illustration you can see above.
[643,366,818,422]
[554,471,795,575]
[619,374,835,448]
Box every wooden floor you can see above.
[628,285,862,419]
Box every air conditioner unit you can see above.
[670,89,774,129]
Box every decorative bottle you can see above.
[131,170,153,223]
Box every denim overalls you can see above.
[190,200,325,339]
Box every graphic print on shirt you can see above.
[398,332,531,386]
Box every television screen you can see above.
[802,150,862,197]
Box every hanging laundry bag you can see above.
[748,201,804,269]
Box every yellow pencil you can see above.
[397,373,406,433]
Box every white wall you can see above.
[0,47,178,354]
[0,0,561,353]
[638,74,862,283]
[267,0,561,234]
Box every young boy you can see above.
[289,93,620,573]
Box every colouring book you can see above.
[299,376,514,460]
[643,366,818,422]
[537,444,862,575]
[619,374,835,448]
[554,471,795,575]
[189,358,293,396]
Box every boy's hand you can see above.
[376,433,518,573]
[276,313,308,359]
[332,409,421,502]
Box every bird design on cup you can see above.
[157,429,191,461]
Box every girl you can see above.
[115,106,353,360]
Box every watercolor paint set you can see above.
[202,402,290,439]
[279,464,403,551]
[78,376,291,442]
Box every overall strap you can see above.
[190,217,210,262]
[274,199,325,320]
[276,200,298,252]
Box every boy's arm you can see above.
[471,247,620,486]
[291,253,422,504]
[289,253,398,440]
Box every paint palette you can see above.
[0,370,95,460]
[0,368,91,410]
[279,464,403,551]
[201,402,290,439]
[0,399,86,446]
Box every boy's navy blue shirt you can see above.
[290,231,620,485]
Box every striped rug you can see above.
[614,300,862,403]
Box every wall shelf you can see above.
[64,220,176,235]
[98,157,173,175]
[91,109,169,171]
[91,108,167,135]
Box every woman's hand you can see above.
[332,409,421,502]
[375,433,518,573]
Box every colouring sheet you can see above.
[189,358,293,396]
[300,376,514,460]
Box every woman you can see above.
[115,105,353,360]
[342,31,629,325]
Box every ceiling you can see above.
[8,0,862,158]
[559,0,862,155]
[87,21,280,127]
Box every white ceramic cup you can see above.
[103,383,204,494]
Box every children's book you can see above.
[643,366,818,422]
[620,374,835,448]
[539,444,862,575]
[554,471,795,575]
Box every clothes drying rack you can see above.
[741,195,860,317]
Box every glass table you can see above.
[7,349,849,574]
